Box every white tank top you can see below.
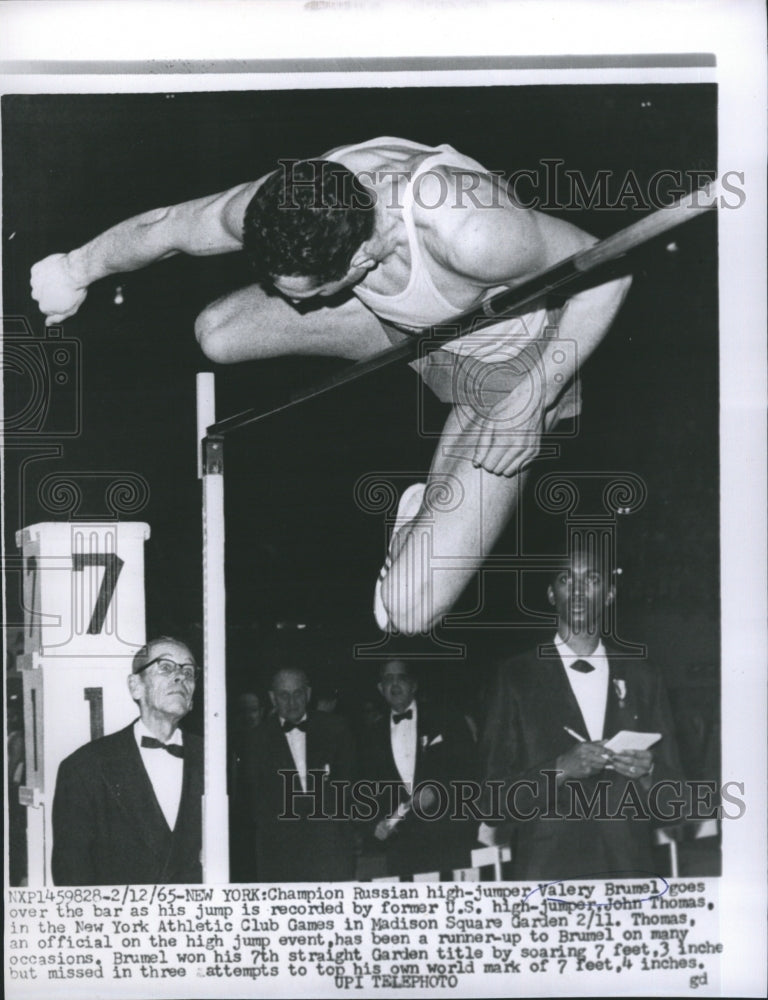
[331,138,548,362]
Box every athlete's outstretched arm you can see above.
[30,179,264,324]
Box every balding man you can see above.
[243,667,356,881]
[52,637,203,885]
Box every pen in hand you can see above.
[563,726,586,742]
[563,725,613,764]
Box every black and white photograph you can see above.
[2,2,765,998]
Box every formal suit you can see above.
[52,722,203,885]
[243,711,356,882]
[480,643,685,881]
[364,700,478,877]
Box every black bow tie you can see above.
[282,720,307,733]
[392,709,413,724]
[570,659,595,673]
[141,736,184,758]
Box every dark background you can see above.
[3,85,719,780]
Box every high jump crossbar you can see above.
[208,183,718,438]
[198,182,718,881]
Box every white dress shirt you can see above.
[134,719,184,830]
[281,715,308,792]
[554,634,610,741]
[390,700,417,791]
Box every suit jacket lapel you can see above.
[413,702,436,784]
[306,713,328,774]
[380,715,399,782]
[167,733,203,878]
[100,725,171,862]
[538,645,593,741]
[381,713,412,801]
[603,656,632,739]
[271,717,298,773]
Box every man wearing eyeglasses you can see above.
[51,637,203,885]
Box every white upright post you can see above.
[198,372,229,883]
[15,520,151,884]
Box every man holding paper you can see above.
[480,546,685,880]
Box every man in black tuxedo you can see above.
[243,667,356,882]
[52,637,203,885]
[480,547,685,881]
[364,659,477,878]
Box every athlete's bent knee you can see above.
[380,570,438,636]
[194,302,238,364]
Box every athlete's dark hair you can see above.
[243,159,376,284]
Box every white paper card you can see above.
[604,730,661,752]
